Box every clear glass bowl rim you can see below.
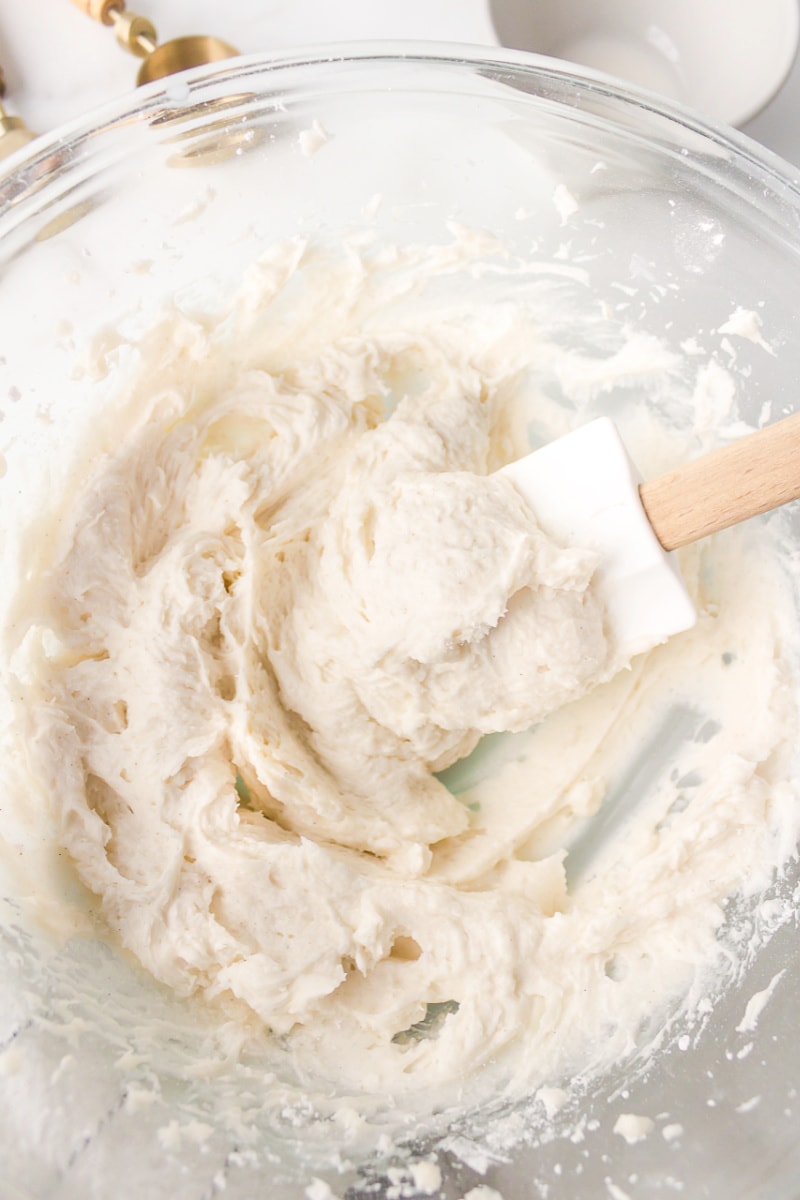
[3,40,800,230]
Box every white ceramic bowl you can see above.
[489,0,800,125]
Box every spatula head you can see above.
[501,418,696,660]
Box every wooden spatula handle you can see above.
[640,410,800,551]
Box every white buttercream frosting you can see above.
[7,234,800,1118]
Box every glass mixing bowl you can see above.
[1,44,800,1200]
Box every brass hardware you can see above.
[0,111,36,160]
[109,10,157,59]
[136,36,240,86]
[69,0,239,86]
[0,60,37,162]
[71,0,119,23]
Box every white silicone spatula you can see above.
[502,412,800,658]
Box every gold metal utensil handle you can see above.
[72,0,118,21]
[137,36,240,85]
[69,0,157,56]
[69,0,238,83]
[0,60,37,161]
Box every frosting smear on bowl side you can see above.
[7,233,800,1111]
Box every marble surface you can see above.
[1,0,800,168]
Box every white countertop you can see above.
[2,0,800,168]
